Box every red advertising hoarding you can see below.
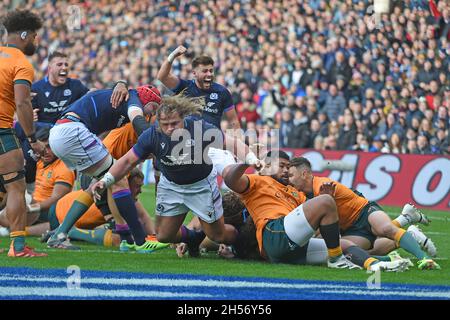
[283,149,449,211]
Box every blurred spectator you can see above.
[417,134,432,154]
[406,139,420,154]
[287,109,310,148]
[323,84,346,121]
[388,133,403,154]
[337,109,357,150]
[279,107,293,148]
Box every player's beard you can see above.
[24,42,37,56]
[271,174,289,186]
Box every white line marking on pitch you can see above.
[0,286,210,299]
[321,289,450,299]
[0,274,352,290]
[2,274,450,294]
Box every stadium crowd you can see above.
[1,0,449,155]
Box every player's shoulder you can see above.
[211,82,230,93]
[313,175,333,184]
[8,48,29,62]
[67,77,86,88]
[247,173,270,184]
[32,78,46,89]
[140,122,158,139]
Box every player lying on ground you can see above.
[38,168,167,251]
[289,157,440,270]
[181,151,410,272]
[212,194,436,269]
[223,150,405,271]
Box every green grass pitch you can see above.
[1,185,449,286]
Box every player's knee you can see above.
[378,224,398,239]
[1,171,26,192]
[317,194,337,215]
[206,231,226,244]
[156,232,173,243]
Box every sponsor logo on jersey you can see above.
[162,154,192,166]
[44,100,68,113]
[204,102,218,113]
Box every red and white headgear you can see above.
[136,84,161,106]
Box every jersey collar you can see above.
[5,44,20,49]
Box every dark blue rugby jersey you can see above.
[132,116,224,185]
[62,89,142,135]
[172,79,234,129]
[32,77,89,124]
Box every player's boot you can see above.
[119,240,135,252]
[145,235,170,250]
[388,250,414,267]
[401,203,430,226]
[47,232,80,250]
[417,258,441,270]
[135,238,169,253]
[328,255,362,270]
[8,244,47,257]
[368,260,410,272]
[407,225,437,257]
[40,229,56,243]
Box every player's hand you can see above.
[32,108,39,122]
[168,45,187,63]
[253,159,265,172]
[319,182,336,196]
[110,82,129,108]
[176,243,187,258]
[217,244,235,259]
[91,180,107,201]
[30,141,45,159]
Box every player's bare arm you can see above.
[157,45,186,90]
[28,182,72,214]
[225,108,241,131]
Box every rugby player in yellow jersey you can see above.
[40,168,154,248]
[289,157,440,270]
[223,150,360,269]
[222,151,410,271]
[0,10,46,257]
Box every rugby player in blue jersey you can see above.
[14,51,129,193]
[91,94,262,257]
[46,84,162,251]
[157,46,245,178]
